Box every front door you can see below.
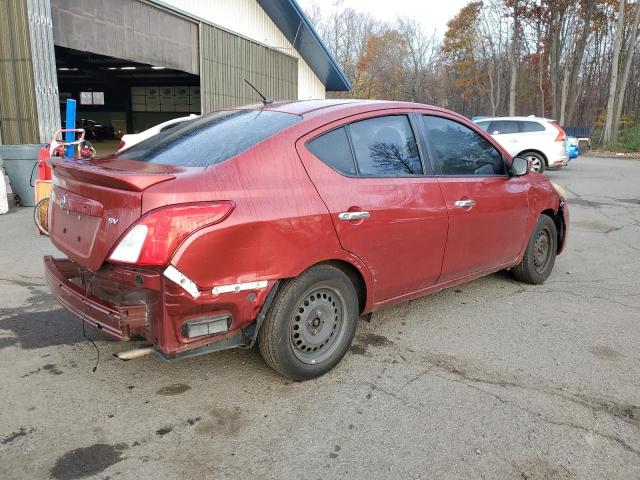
[419,114,529,283]
[296,112,449,304]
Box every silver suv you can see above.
[474,116,569,173]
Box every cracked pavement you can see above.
[0,155,639,479]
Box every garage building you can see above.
[0,0,350,145]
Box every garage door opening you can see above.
[55,46,200,156]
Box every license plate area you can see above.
[50,208,102,259]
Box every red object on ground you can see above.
[44,100,569,362]
[37,145,53,181]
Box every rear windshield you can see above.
[119,110,301,167]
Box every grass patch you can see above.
[603,125,640,152]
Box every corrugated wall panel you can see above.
[27,0,61,143]
[0,0,40,144]
[158,0,325,99]
[51,0,199,75]
[200,23,297,112]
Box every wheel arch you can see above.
[519,149,548,166]
[541,208,564,253]
[311,259,369,314]
[272,258,371,315]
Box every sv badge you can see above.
[107,217,119,225]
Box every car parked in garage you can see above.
[118,114,199,152]
[80,119,115,142]
[474,116,569,173]
[44,100,569,380]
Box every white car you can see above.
[474,116,569,173]
[118,115,198,152]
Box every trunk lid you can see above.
[48,156,182,271]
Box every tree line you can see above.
[306,0,640,143]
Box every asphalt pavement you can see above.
[0,155,639,479]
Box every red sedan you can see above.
[44,100,569,380]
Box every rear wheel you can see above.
[512,215,557,284]
[34,197,50,236]
[523,151,546,173]
[258,265,359,380]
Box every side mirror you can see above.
[510,156,530,176]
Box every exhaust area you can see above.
[114,346,155,361]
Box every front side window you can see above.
[119,110,301,167]
[348,115,423,176]
[422,116,505,176]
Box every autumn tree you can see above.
[605,0,640,141]
[442,1,512,115]
[505,0,522,115]
[307,1,382,99]
[396,18,440,104]
[305,0,640,145]
[442,2,486,113]
[354,30,409,100]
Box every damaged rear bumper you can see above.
[44,256,276,358]
[44,256,147,340]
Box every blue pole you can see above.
[64,99,76,158]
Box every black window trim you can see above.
[343,124,361,175]
[420,114,509,178]
[304,112,433,179]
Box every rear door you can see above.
[296,111,448,304]
[419,114,529,283]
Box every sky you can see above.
[297,0,472,37]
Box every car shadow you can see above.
[0,276,111,350]
[0,306,100,350]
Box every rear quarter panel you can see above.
[141,130,374,310]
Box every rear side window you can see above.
[119,110,300,167]
[519,121,545,133]
[476,121,490,131]
[422,116,505,176]
[306,127,356,175]
[348,115,423,176]
[488,120,519,135]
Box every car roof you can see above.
[236,99,464,119]
[474,116,555,123]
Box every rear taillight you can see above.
[118,139,125,150]
[108,202,235,266]
[550,122,566,142]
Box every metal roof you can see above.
[256,0,351,92]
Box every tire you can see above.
[523,151,546,173]
[258,265,359,380]
[512,215,557,285]
[34,197,50,236]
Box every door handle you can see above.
[454,199,476,208]
[338,211,370,221]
